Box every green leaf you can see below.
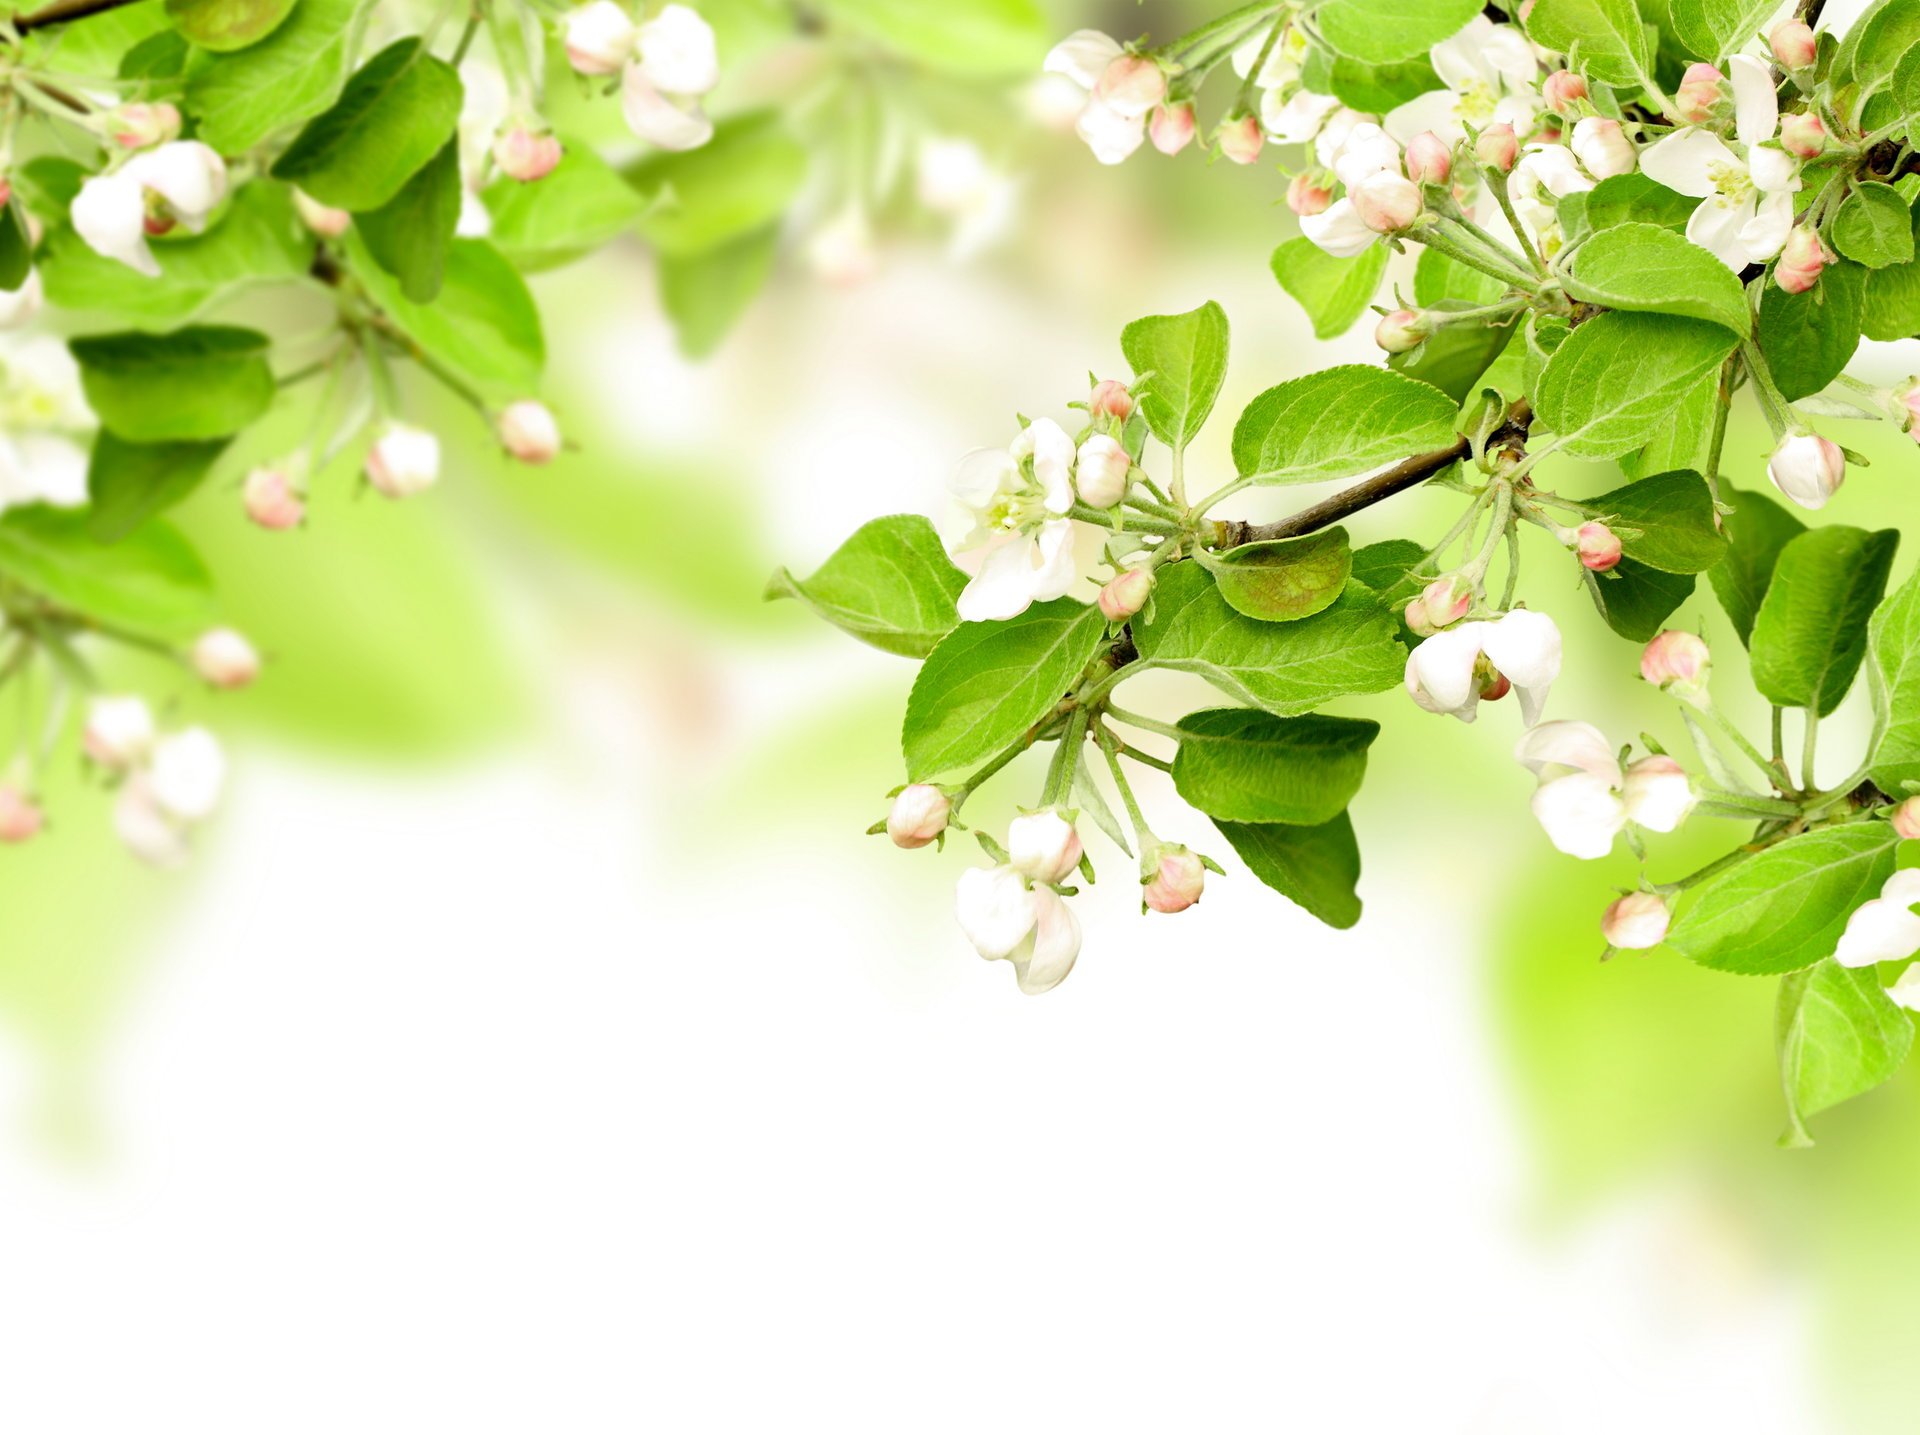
[271,38,462,212]
[1585,557,1696,642]
[70,326,273,442]
[1528,0,1659,92]
[1756,259,1865,401]
[354,137,460,303]
[1668,824,1903,975]
[901,598,1104,780]
[1580,172,1700,234]
[119,27,190,78]
[1586,469,1728,573]
[1132,562,1405,715]
[347,235,544,394]
[1120,301,1230,454]
[1313,0,1482,63]
[1231,365,1458,483]
[1213,813,1363,928]
[1863,211,1920,340]
[764,514,967,658]
[1535,311,1739,458]
[1350,538,1425,601]
[1389,315,1514,405]
[0,506,214,639]
[1413,246,1506,307]
[1709,485,1806,646]
[86,431,229,542]
[1620,369,1718,479]
[1837,0,1920,127]
[658,223,779,359]
[1561,222,1751,332]
[484,143,648,271]
[1750,525,1899,715]
[1315,48,1440,111]
[1833,182,1916,269]
[1269,238,1387,340]
[1198,527,1352,622]
[166,0,296,50]
[0,203,31,293]
[1174,708,1379,825]
[628,111,806,257]
[1670,0,1781,60]
[814,0,1048,76]
[1777,958,1915,1144]
[1867,560,1920,795]
[184,0,367,152]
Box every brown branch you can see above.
[1217,400,1533,548]
[12,0,147,34]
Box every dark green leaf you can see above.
[1214,812,1363,928]
[1832,182,1916,268]
[1709,485,1806,646]
[1349,538,1425,601]
[765,514,966,658]
[271,38,463,211]
[1756,259,1865,400]
[1586,469,1729,573]
[1389,316,1514,404]
[1750,525,1899,715]
[1586,558,1696,642]
[1174,708,1379,825]
[1581,172,1700,233]
[86,431,229,542]
[354,137,460,303]
[70,326,273,441]
[0,203,30,293]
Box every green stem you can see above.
[1696,699,1779,785]
[1801,707,1820,792]
[1703,365,1733,509]
[1483,172,1548,276]
[1070,502,1181,536]
[1416,219,1537,292]
[1098,726,1157,852]
[1697,787,1805,818]
[1104,704,1183,741]
[1042,707,1089,808]
[1191,476,1251,518]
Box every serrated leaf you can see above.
[1312,0,1482,62]
[1756,259,1865,401]
[1120,301,1229,454]
[1389,315,1514,404]
[1669,0,1780,60]
[1581,172,1700,233]
[1868,560,1920,795]
[271,38,462,212]
[1528,0,1658,92]
[70,325,273,442]
[1535,311,1739,458]
[1777,958,1914,1144]
[1561,221,1751,332]
[1231,364,1458,483]
[1750,525,1899,715]
[1269,237,1387,340]
[1709,485,1806,646]
[765,514,966,658]
[86,431,229,542]
[1349,538,1425,601]
[1213,812,1363,928]
[1199,527,1352,622]
[1585,469,1729,573]
[0,506,214,639]
[184,0,367,152]
[1833,182,1916,269]
[1621,369,1718,479]
[1173,709,1379,825]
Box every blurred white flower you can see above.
[71,140,228,275]
[622,4,717,150]
[365,423,441,499]
[0,336,92,513]
[84,695,156,771]
[915,137,1018,260]
[1043,30,1166,165]
[564,0,638,75]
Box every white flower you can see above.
[1835,869,1920,967]
[621,66,714,150]
[1231,21,1309,90]
[192,628,260,689]
[1571,116,1636,180]
[1299,199,1377,258]
[365,423,441,499]
[949,418,1080,622]
[1261,88,1341,144]
[1603,891,1672,949]
[955,865,1082,994]
[1043,29,1152,165]
[114,777,189,868]
[83,694,155,770]
[805,205,876,286]
[1509,142,1596,239]
[1515,722,1694,859]
[1889,962,1920,1012]
[497,400,561,464]
[564,1,637,75]
[915,137,1017,261]
[886,784,950,849]
[1405,608,1560,725]
[148,726,225,823]
[1007,809,1082,883]
[635,4,718,96]
[1767,431,1844,509]
[1074,433,1130,508]
[71,140,228,276]
[1640,55,1798,269]
[1384,16,1539,147]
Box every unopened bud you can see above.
[1774,224,1828,293]
[1897,380,1920,435]
[192,628,260,689]
[1640,628,1710,691]
[243,465,305,530]
[1571,116,1635,179]
[1143,845,1205,913]
[292,188,350,238]
[1089,378,1134,420]
[1351,170,1422,233]
[0,785,43,844]
[1575,520,1622,571]
[1602,890,1671,949]
[1374,307,1427,354]
[1008,808,1082,884]
[1403,596,1434,636]
[1098,566,1153,621]
[886,784,950,849]
[1675,63,1725,125]
[1404,131,1452,186]
[1217,113,1264,165]
[1891,796,1920,842]
[83,694,154,770]
[1767,431,1844,510]
[106,101,181,150]
[365,423,441,499]
[565,0,639,75]
[0,175,12,210]
[1148,101,1196,156]
[1095,54,1167,118]
[1420,574,1471,628]
[1286,170,1333,216]
[1478,665,1512,702]
[1779,111,1825,159]
[493,125,563,182]
[1769,18,1817,69]
[1543,69,1588,114]
[1075,433,1131,508]
[497,400,561,464]
[1475,123,1518,174]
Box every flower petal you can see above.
[70,172,156,276]
[1405,622,1489,720]
[1514,719,1621,783]
[1531,771,1627,859]
[1686,194,1758,269]
[1729,53,1778,147]
[1835,897,1920,967]
[1639,128,1737,199]
[955,866,1038,960]
[1015,884,1082,994]
[1026,520,1078,603]
[1298,199,1376,258]
[1043,29,1123,90]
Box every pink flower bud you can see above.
[497,400,561,463]
[1008,809,1082,884]
[1779,111,1825,159]
[83,695,154,771]
[886,784,950,849]
[1891,796,1920,842]
[1143,845,1205,913]
[1096,54,1167,119]
[1475,123,1518,174]
[1098,567,1153,621]
[1896,381,1920,435]
[1286,170,1333,216]
[1402,596,1434,637]
[1770,18,1817,69]
[1602,891,1670,949]
[1774,224,1828,293]
[1420,574,1471,628]
[192,628,260,689]
[1404,131,1452,186]
[0,785,44,844]
[1640,629,1710,691]
[1543,69,1589,114]
[1089,378,1134,420]
[1374,308,1427,354]
[1767,431,1845,510]
[1571,116,1635,179]
[1149,102,1196,156]
[1217,114,1264,166]
[1351,170,1422,233]
[565,0,639,75]
[1575,520,1622,571]
[292,188,350,238]
[1075,433,1131,508]
[1675,63,1725,125]
[365,423,441,499]
[492,126,564,183]
[243,465,306,530]
[106,101,181,150]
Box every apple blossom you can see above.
[805,206,877,287]
[1834,869,1920,967]
[621,5,718,151]
[1096,54,1166,118]
[71,141,229,276]
[1898,381,1920,437]
[1042,31,1150,165]
[1602,891,1671,950]
[114,778,189,868]
[565,0,638,75]
[1779,112,1825,159]
[1143,845,1205,913]
[1767,431,1844,510]
[949,418,1078,622]
[1382,15,1539,148]
[192,629,260,690]
[1515,722,1693,859]
[243,465,306,530]
[1264,90,1342,146]
[1008,808,1083,884]
[0,784,44,844]
[1406,608,1560,725]
[1286,171,1333,216]
[1403,131,1452,186]
[292,189,350,238]
[1419,574,1471,628]
[1769,18,1817,70]
[1675,63,1726,125]
[148,727,226,824]
[497,400,561,464]
[887,784,950,849]
[1890,966,1920,1013]
[105,102,181,150]
[1621,755,1693,833]
[1774,225,1828,293]
[1570,117,1635,180]
[365,424,441,499]
[1575,521,1622,571]
[955,864,1081,994]
[1542,70,1588,114]
[1640,630,1711,693]
[1075,434,1131,508]
[84,695,154,770]
[1088,378,1133,420]
[1149,102,1197,155]
[1891,797,1920,842]
[1217,114,1264,165]
[0,336,91,513]
[1640,55,1798,270]
[1351,171,1422,233]
[1475,123,1518,173]
[1098,567,1153,621]
[1375,309,1427,354]
[492,125,563,182]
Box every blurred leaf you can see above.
[349,235,544,394]
[0,506,214,639]
[628,111,806,257]
[271,38,462,211]
[485,143,649,271]
[87,431,230,542]
[1314,0,1480,61]
[166,0,297,51]
[355,138,460,303]
[816,0,1048,76]
[71,326,274,442]
[184,0,367,151]
[1777,959,1914,1144]
[658,223,778,358]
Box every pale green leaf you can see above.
[1231,365,1458,483]
[765,514,967,659]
